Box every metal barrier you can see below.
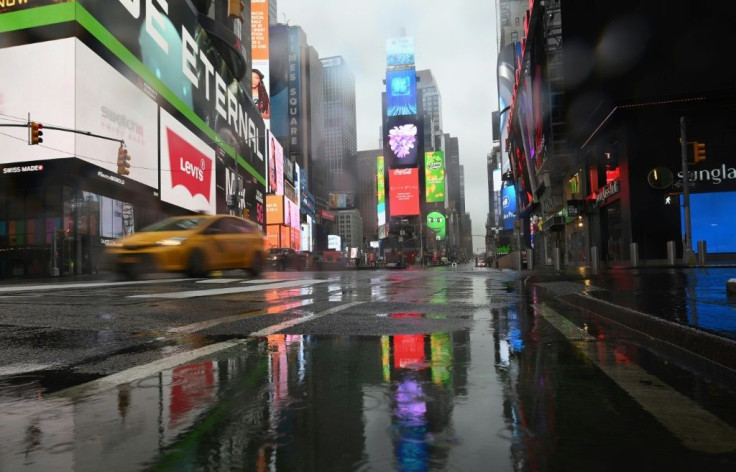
[554,247,561,271]
[526,249,533,270]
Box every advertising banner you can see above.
[0,39,75,164]
[328,192,356,210]
[426,212,446,240]
[389,168,420,216]
[385,116,420,168]
[502,184,517,230]
[251,0,271,128]
[424,151,446,203]
[268,132,284,195]
[160,108,215,214]
[76,40,158,189]
[266,225,280,249]
[266,194,284,225]
[386,69,417,116]
[377,156,386,226]
[76,0,266,178]
[386,37,415,69]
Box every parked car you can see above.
[104,214,265,279]
[266,247,307,271]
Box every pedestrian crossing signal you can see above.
[117,145,131,175]
[29,121,43,145]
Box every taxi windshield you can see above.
[139,217,208,233]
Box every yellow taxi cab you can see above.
[104,214,265,279]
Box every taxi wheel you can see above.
[249,252,263,277]
[187,250,207,277]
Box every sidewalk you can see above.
[525,263,736,374]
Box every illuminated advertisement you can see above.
[268,132,284,195]
[682,191,736,253]
[251,0,271,128]
[287,27,303,149]
[283,197,300,229]
[74,0,267,176]
[386,37,415,69]
[328,234,341,251]
[266,194,284,225]
[266,225,280,249]
[502,184,517,230]
[424,151,446,203]
[377,156,386,226]
[385,116,420,168]
[389,168,420,217]
[386,69,417,116]
[328,192,356,210]
[426,212,446,240]
[160,108,215,214]
[497,43,517,173]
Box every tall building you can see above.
[356,150,381,243]
[334,209,364,253]
[416,70,443,152]
[321,56,358,194]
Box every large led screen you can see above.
[377,156,387,226]
[268,132,284,195]
[266,194,284,225]
[502,184,517,230]
[681,191,736,253]
[425,151,446,203]
[385,116,420,168]
[160,108,216,214]
[386,69,417,116]
[426,212,446,240]
[386,37,415,69]
[251,0,271,128]
[389,168,420,217]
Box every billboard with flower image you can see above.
[384,116,420,168]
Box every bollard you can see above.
[516,250,522,271]
[697,240,707,265]
[526,249,534,270]
[554,247,561,271]
[727,279,736,298]
[667,241,676,266]
[630,242,639,267]
[591,246,599,274]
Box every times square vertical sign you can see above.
[287,28,301,157]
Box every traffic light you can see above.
[117,145,131,175]
[692,141,706,163]
[29,121,43,145]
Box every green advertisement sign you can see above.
[425,151,445,203]
[427,211,446,240]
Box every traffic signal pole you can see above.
[680,117,694,265]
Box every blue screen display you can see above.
[502,185,517,230]
[681,191,736,253]
[386,69,417,116]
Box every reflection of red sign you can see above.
[167,128,212,201]
[389,168,420,216]
[169,362,216,428]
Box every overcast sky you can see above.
[277,0,499,253]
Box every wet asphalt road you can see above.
[1,265,735,471]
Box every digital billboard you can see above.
[389,168,420,217]
[329,192,356,210]
[426,212,446,240]
[266,195,284,225]
[160,108,215,214]
[268,132,284,195]
[681,191,736,253]
[377,156,387,227]
[386,69,417,116]
[385,116,420,168]
[424,151,446,203]
[251,0,271,128]
[386,37,415,69]
[502,184,517,230]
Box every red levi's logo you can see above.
[167,128,212,201]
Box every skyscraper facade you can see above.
[321,56,358,194]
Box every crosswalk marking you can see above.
[0,278,191,293]
[533,303,736,453]
[130,279,328,299]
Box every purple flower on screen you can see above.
[388,124,417,158]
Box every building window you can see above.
[515,17,520,26]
